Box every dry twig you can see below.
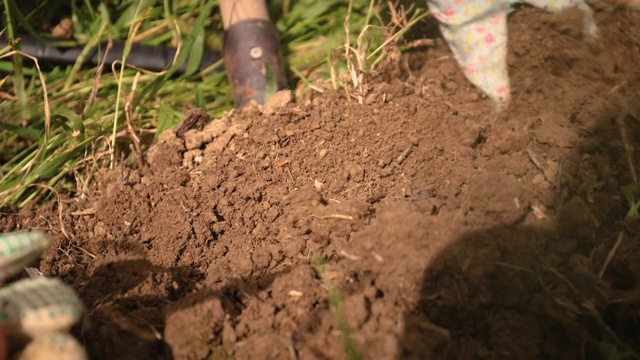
[598,231,625,279]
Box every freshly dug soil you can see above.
[2,6,640,360]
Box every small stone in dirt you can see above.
[318,148,329,159]
[262,90,292,115]
[251,248,272,270]
[251,222,267,241]
[345,163,364,183]
[532,173,551,188]
[467,91,481,101]
[314,179,324,191]
[407,134,420,146]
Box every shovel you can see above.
[219,0,287,107]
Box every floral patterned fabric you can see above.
[427,0,599,108]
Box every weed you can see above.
[313,257,363,360]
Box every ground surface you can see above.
[2,6,640,360]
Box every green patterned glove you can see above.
[0,231,87,360]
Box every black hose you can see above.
[0,33,224,75]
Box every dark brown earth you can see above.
[2,6,640,360]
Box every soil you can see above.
[2,6,640,360]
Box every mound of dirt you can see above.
[2,6,640,360]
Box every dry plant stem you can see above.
[527,145,544,171]
[581,301,639,356]
[330,55,339,90]
[125,72,146,168]
[70,208,96,216]
[110,5,151,169]
[312,214,355,220]
[598,231,624,279]
[83,36,113,117]
[76,136,112,199]
[396,144,414,164]
[131,14,189,44]
[30,184,69,239]
[387,0,403,25]
[380,144,414,178]
[0,51,50,180]
[3,0,27,108]
[120,152,129,184]
[63,21,109,91]
[286,335,298,360]
[282,0,291,14]
[366,10,429,62]
[72,245,97,259]
[494,261,536,275]
[555,156,564,190]
[616,112,637,184]
[341,0,428,103]
[339,250,360,260]
[549,267,581,295]
[128,19,183,77]
[343,0,362,104]
[402,38,437,50]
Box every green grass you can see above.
[313,257,363,360]
[0,0,427,207]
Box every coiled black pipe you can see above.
[0,33,223,75]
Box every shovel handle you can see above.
[219,0,270,27]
